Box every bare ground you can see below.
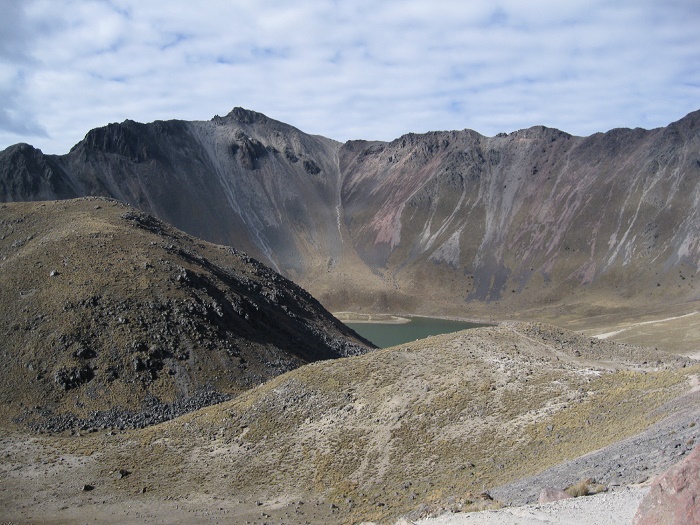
[417,486,648,525]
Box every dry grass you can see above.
[563,477,608,498]
[2,263,698,524]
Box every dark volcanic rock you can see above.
[54,365,94,390]
[21,389,233,433]
[0,143,79,201]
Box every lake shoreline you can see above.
[333,311,495,325]
[337,314,493,348]
[333,312,411,324]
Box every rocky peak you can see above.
[509,125,573,141]
[0,142,74,201]
[215,107,269,125]
[79,120,152,161]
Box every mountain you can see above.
[1,108,700,327]
[0,198,372,430]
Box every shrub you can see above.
[565,478,607,498]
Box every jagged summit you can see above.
[507,124,574,140]
[213,106,271,125]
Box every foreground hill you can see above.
[1,323,696,524]
[0,198,372,430]
[1,109,700,329]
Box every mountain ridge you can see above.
[2,107,700,524]
[2,108,700,333]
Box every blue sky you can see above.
[1,0,699,154]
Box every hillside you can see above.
[0,198,372,431]
[1,323,697,524]
[1,109,699,335]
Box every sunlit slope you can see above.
[84,323,696,523]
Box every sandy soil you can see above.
[559,300,700,355]
[417,486,647,525]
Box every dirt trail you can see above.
[594,311,698,340]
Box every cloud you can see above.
[0,0,699,154]
[0,0,48,140]
[0,1,31,61]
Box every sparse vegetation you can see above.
[5,323,684,524]
[565,478,607,498]
[1,150,699,524]
[1,297,699,524]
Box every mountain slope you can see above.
[336,113,700,314]
[1,323,696,524]
[0,198,372,430]
[1,108,700,323]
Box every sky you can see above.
[1,0,699,155]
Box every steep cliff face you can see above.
[0,109,343,279]
[336,112,700,313]
[2,108,699,315]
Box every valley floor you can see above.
[532,299,700,356]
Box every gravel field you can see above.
[418,486,647,525]
[414,386,700,525]
[489,382,700,506]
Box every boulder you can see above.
[54,365,94,390]
[633,443,700,525]
[538,487,573,504]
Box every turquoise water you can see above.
[345,317,489,349]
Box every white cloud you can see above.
[0,0,698,154]
[0,0,48,138]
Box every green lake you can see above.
[345,317,490,349]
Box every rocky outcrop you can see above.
[0,143,79,201]
[633,443,700,525]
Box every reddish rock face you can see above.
[634,444,700,525]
